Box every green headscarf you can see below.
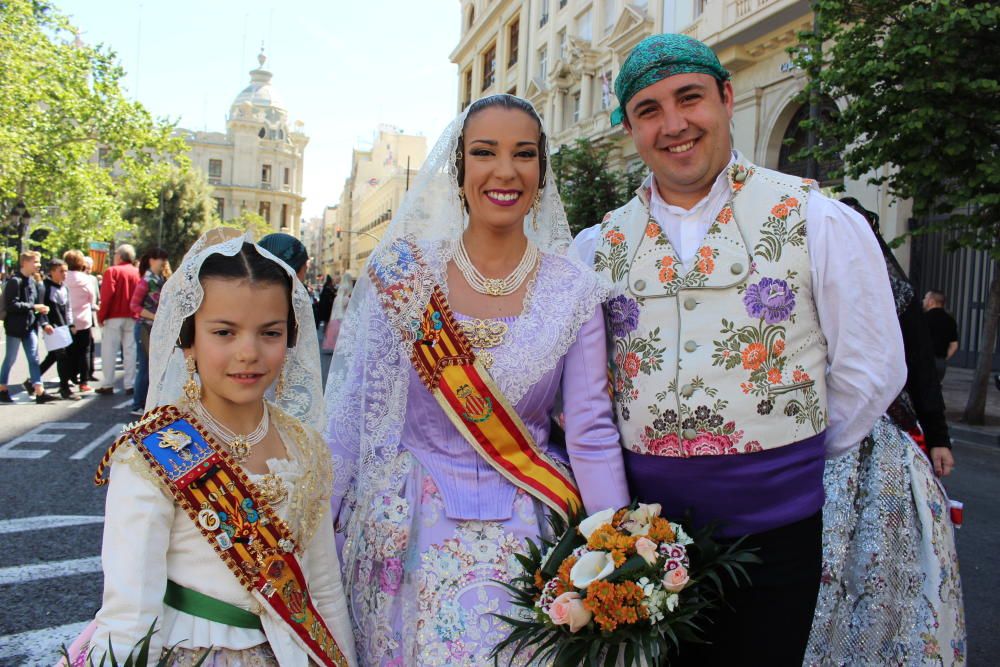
[611,33,730,126]
[258,232,309,274]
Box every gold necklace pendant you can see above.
[257,473,289,506]
[228,436,251,462]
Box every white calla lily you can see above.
[569,550,616,589]
[578,508,616,539]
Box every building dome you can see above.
[231,51,286,112]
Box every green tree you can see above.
[123,165,217,263]
[792,0,1000,423]
[0,0,186,253]
[551,138,638,236]
[214,210,272,241]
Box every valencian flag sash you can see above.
[369,238,583,520]
[95,405,349,667]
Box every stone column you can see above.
[553,88,565,133]
[580,72,594,121]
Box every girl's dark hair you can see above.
[177,243,297,348]
[456,94,547,192]
[138,247,170,277]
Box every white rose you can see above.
[569,550,616,589]
[578,508,616,539]
[623,503,663,536]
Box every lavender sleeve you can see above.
[561,305,630,514]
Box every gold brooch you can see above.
[257,473,289,506]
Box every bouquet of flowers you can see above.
[491,502,758,666]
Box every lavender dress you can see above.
[338,255,630,667]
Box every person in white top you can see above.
[73,230,357,666]
[573,34,906,664]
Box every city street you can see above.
[0,342,996,663]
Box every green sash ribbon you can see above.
[164,579,263,630]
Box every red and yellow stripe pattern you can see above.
[411,288,582,519]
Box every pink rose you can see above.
[548,591,593,632]
[662,566,690,592]
[635,537,658,565]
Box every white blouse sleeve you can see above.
[806,193,907,458]
[90,455,174,660]
[302,506,358,666]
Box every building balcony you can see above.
[682,0,807,43]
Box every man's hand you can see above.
[930,447,955,477]
[42,325,54,335]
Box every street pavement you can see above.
[0,338,996,664]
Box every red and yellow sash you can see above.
[370,237,582,519]
[96,406,349,667]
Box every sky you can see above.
[58,0,460,219]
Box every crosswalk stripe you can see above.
[70,424,126,460]
[112,399,131,410]
[0,515,103,535]
[0,620,89,662]
[0,556,101,585]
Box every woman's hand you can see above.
[930,447,955,477]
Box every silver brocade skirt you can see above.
[805,417,966,665]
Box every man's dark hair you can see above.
[47,258,67,271]
[456,94,547,194]
[177,243,297,348]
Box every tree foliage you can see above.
[792,0,1000,422]
[551,139,641,236]
[0,0,186,253]
[122,165,217,263]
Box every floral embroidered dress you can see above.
[328,252,630,666]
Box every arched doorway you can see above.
[777,99,843,188]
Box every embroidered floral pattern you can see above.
[754,193,806,263]
[611,326,666,411]
[607,294,640,338]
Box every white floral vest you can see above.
[595,158,828,457]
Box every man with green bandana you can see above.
[573,33,906,663]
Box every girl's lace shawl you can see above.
[145,229,324,432]
[323,98,609,584]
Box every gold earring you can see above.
[183,355,201,406]
[458,187,466,215]
[531,190,542,231]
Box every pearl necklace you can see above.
[192,401,269,462]
[454,238,538,297]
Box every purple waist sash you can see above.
[623,432,826,539]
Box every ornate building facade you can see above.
[450,0,912,262]
[180,52,309,237]
[326,126,427,274]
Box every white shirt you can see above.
[574,159,906,459]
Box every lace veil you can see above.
[329,272,354,322]
[323,96,603,565]
[146,228,324,432]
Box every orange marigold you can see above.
[556,555,578,596]
[534,569,545,591]
[785,197,799,208]
[767,367,782,384]
[771,203,789,219]
[647,516,675,543]
[646,221,662,238]
[697,257,715,275]
[717,207,733,224]
[772,338,786,357]
[583,580,649,633]
[741,342,767,370]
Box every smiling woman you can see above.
[324,94,630,665]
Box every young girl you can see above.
[81,230,356,666]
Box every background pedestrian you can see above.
[129,248,170,414]
[0,251,57,403]
[923,290,959,381]
[63,250,96,393]
[37,258,79,400]
[95,244,140,396]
